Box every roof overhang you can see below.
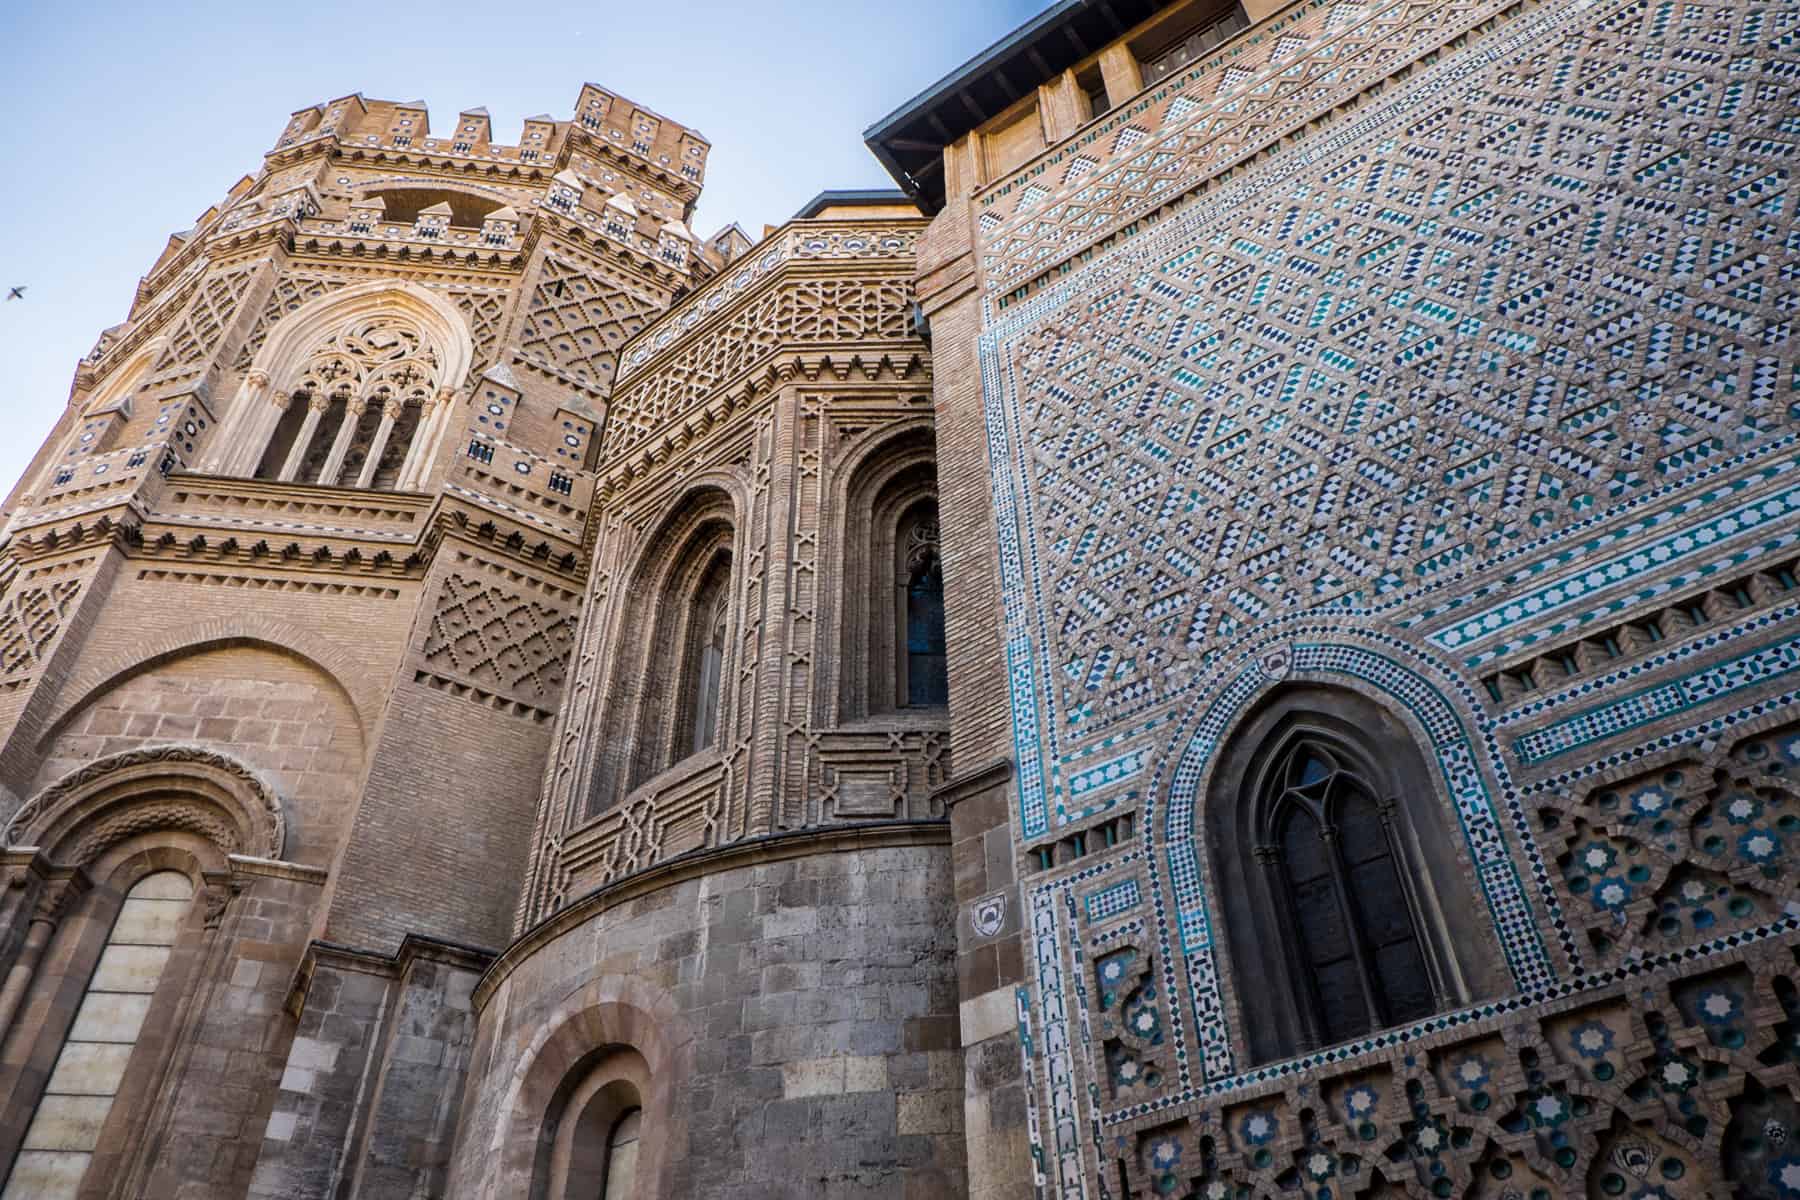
[792,189,919,220]
[863,0,1179,212]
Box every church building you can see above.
[2,0,1797,1194]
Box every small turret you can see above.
[548,169,582,215]
[348,195,385,235]
[413,201,452,240]
[520,115,557,163]
[387,101,428,147]
[481,206,520,248]
[453,107,491,154]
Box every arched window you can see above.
[687,557,732,755]
[831,429,944,722]
[531,1048,651,1200]
[257,317,438,489]
[1205,689,1508,1065]
[1266,742,1433,1046]
[603,1108,642,1200]
[596,491,738,811]
[2,871,194,1199]
[208,283,472,490]
[900,507,947,708]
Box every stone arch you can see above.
[36,614,375,750]
[249,280,473,396]
[624,477,746,597]
[83,334,169,412]
[486,973,688,1200]
[1146,626,1561,1081]
[827,418,940,720]
[356,176,520,204]
[203,280,475,485]
[611,482,742,797]
[1200,682,1511,1064]
[3,744,284,865]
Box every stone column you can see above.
[354,398,404,489]
[397,387,458,492]
[315,398,367,486]
[0,872,87,1045]
[279,394,329,482]
[201,369,272,475]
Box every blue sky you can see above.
[0,0,1045,497]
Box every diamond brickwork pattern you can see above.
[514,254,662,393]
[235,274,352,369]
[0,579,84,683]
[449,288,509,381]
[161,264,259,371]
[421,571,578,705]
[606,260,916,456]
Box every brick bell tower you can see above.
[0,83,727,1196]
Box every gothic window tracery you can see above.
[1263,742,1434,1046]
[900,508,947,708]
[1206,691,1508,1065]
[254,314,440,489]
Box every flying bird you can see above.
[4,287,23,301]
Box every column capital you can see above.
[31,872,91,927]
[309,391,333,413]
[245,368,272,393]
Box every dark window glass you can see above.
[906,557,948,706]
[1268,741,1434,1048]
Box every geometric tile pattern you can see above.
[983,0,1800,1190]
[985,0,1800,837]
[1512,624,1800,764]
[976,0,1534,298]
[1083,878,1142,924]
[1425,468,1800,664]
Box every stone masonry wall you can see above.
[33,645,367,866]
[451,833,965,1199]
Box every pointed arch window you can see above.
[1205,692,1509,1065]
[896,502,948,709]
[249,314,439,489]
[1265,743,1433,1047]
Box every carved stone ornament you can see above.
[972,892,1007,938]
[4,744,286,864]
